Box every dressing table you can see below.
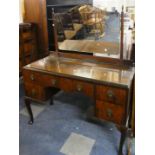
[22,5,135,155]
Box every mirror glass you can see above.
[54,1,134,60]
[123,6,135,60]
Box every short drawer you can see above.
[23,69,43,85]
[72,80,94,98]
[95,100,125,125]
[59,78,73,92]
[43,74,60,88]
[24,83,46,100]
[96,85,127,105]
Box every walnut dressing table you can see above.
[23,52,134,155]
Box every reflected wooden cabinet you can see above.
[19,23,38,75]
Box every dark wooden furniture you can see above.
[24,0,49,57]
[23,52,134,155]
[19,23,38,75]
[23,2,135,155]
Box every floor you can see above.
[19,81,135,155]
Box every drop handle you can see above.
[107,90,115,100]
[30,74,34,81]
[76,84,83,91]
[31,89,36,96]
[106,109,113,118]
[51,79,57,86]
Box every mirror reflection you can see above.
[123,6,135,60]
[53,2,135,61]
[54,4,121,58]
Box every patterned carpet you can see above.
[19,81,135,155]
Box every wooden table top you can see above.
[24,54,134,88]
[58,40,120,55]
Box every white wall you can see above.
[93,0,134,12]
[126,0,135,6]
[19,0,24,23]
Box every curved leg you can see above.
[50,97,54,105]
[126,128,134,155]
[25,98,34,125]
[118,130,126,155]
[127,138,132,155]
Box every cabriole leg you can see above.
[50,97,54,105]
[24,98,34,125]
[118,129,126,155]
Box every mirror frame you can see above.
[51,6,134,67]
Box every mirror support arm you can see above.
[52,8,59,55]
[120,6,124,60]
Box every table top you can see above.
[24,54,134,88]
[58,40,120,55]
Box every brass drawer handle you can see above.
[76,84,83,91]
[106,108,113,118]
[51,79,57,86]
[31,89,36,96]
[107,90,115,100]
[30,74,34,81]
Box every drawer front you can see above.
[24,72,73,90]
[95,100,125,125]
[96,85,127,105]
[43,74,60,88]
[22,30,32,40]
[59,78,73,92]
[23,70,43,85]
[72,80,94,98]
[24,83,46,100]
